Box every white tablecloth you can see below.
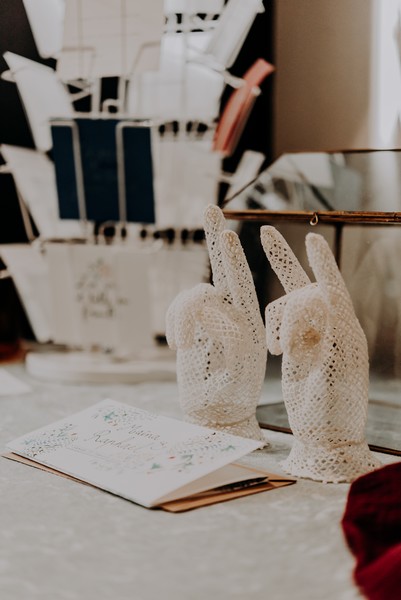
[1,362,389,600]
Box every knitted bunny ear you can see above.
[260,225,311,293]
[306,233,354,312]
[203,204,231,300]
[220,229,264,332]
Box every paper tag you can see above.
[3,53,73,152]
[22,0,65,59]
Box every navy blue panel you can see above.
[51,119,155,224]
[51,124,80,219]
[77,118,120,222]
[123,126,155,224]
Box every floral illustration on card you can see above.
[75,258,116,320]
[22,423,78,458]
[143,433,239,475]
[92,403,158,428]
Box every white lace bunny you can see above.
[260,226,380,482]
[166,205,267,442]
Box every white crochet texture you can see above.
[261,226,381,483]
[166,205,267,442]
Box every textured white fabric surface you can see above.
[166,205,267,441]
[261,226,381,483]
[3,363,389,600]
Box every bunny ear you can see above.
[306,233,354,311]
[220,229,263,330]
[203,204,231,299]
[260,226,311,293]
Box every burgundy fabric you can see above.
[341,462,401,600]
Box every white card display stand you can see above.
[1,1,268,385]
[25,242,177,383]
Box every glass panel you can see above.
[225,150,401,454]
[224,150,401,215]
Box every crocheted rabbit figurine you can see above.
[260,226,380,482]
[166,205,267,442]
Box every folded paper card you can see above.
[3,52,73,153]
[4,400,294,511]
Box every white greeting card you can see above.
[127,32,224,122]
[153,138,220,228]
[22,0,65,59]
[58,0,164,80]
[3,53,73,152]
[204,0,264,69]
[5,400,273,509]
[45,243,154,352]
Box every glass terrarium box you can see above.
[223,149,401,455]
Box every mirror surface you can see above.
[226,150,401,455]
[224,150,401,218]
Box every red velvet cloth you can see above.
[341,462,401,600]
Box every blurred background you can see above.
[0,0,400,385]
